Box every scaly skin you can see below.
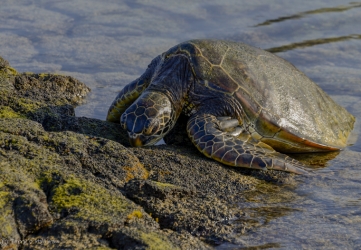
[106,77,148,123]
[120,91,177,146]
[187,114,309,174]
[106,55,162,123]
[107,39,355,175]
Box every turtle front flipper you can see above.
[106,55,162,123]
[187,114,309,174]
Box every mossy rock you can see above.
[0,56,209,249]
[0,54,298,249]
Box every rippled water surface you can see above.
[1,0,361,248]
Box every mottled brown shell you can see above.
[165,40,355,152]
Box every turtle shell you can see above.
[164,39,355,152]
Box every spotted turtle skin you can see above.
[107,39,355,174]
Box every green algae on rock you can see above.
[0,54,301,249]
[50,176,129,222]
[0,55,209,249]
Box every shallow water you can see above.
[1,0,361,248]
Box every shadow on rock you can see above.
[0,55,303,249]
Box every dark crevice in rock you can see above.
[0,55,298,249]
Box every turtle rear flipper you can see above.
[187,114,309,175]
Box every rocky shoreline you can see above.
[0,56,297,249]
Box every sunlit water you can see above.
[1,0,360,248]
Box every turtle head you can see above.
[120,91,178,146]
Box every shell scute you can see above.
[189,40,229,65]
[109,39,355,157]
[185,39,354,151]
[233,89,260,121]
[206,66,239,93]
[254,110,281,137]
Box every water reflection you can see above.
[1,0,361,248]
[242,206,301,226]
[290,151,341,169]
[266,34,361,53]
[238,243,281,250]
[254,2,361,27]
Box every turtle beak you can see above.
[129,136,143,147]
[128,132,161,147]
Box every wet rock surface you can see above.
[0,56,297,249]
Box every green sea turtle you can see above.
[107,39,355,174]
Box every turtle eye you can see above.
[143,119,160,135]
